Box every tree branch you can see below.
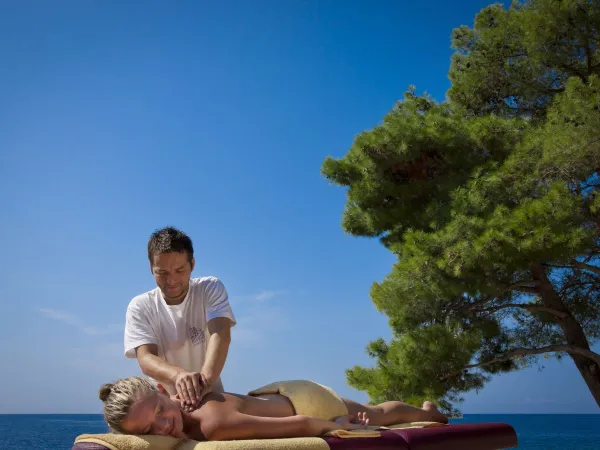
[461,281,541,313]
[440,345,600,381]
[559,280,597,296]
[511,285,540,294]
[480,303,568,319]
[465,345,600,370]
[571,261,600,277]
[559,64,588,83]
[504,280,542,292]
[543,263,575,270]
[585,34,592,76]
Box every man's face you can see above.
[151,251,194,303]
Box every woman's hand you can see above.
[333,412,370,430]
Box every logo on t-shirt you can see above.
[189,326,206,346]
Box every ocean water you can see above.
[0,413,598,449]
[452,414,600,449]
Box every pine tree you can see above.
[321,0,600,413]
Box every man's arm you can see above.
[200,317,233,389]
[136,344,181,383]
[200,277,236,396]
[136,344,202,408]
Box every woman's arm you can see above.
[202,412,347,441]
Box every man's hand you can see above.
[172,370,207,409]
[158,384,198,413]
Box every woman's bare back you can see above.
[198,391,295,417]
[183,392,297,441]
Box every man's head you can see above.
[99,376,185,437]
[148,226,195,303]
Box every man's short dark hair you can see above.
[148,226,194,263]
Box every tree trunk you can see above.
[532,264,600,407]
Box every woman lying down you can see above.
[99,376,448,441]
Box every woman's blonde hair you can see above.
[98,376,157,432]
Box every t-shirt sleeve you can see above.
[124,299,158,359]
[203,277,236,325]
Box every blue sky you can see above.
[0,0,598,415]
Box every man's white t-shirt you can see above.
[124,276,236,395]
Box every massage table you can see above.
[72,422,518,450]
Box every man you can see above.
[124,226,236,411]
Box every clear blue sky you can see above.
[1,0,598,415]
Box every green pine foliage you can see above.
[322,0,600,412]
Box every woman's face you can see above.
[121,392,185,438]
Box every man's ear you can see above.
[157,384,168,395]
[190,257,195,272]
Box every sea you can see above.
[0,414,598,449]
